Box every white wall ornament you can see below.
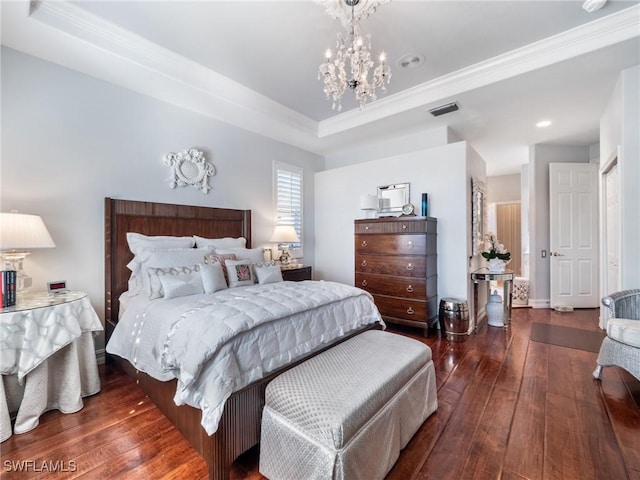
[164,148,215,193]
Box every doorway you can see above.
[488,202,522,276]
[549,163,599,308]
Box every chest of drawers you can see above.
[354,217,437,336]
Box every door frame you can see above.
[599,147,621,328]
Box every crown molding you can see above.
[318,4,640,138]
[3,2,638,154]
[12,1,322,151]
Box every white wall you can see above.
[323,126,456,170]
[1,47,324,351]
[315,141,475,305]
[528,144,591,307]
[600,65,640,291]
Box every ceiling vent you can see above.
[429,102,459,117]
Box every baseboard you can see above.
[96,348,106,365]
[529,298,551,309]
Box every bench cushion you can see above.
[264,330,431,449]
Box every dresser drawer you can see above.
[355,234,427,255]
[356,273,427,298]
[355,219,436,234]
[355,254,426,277]
[373,295,427,323]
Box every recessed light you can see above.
[536,120,552,128]
[397,53,424,69]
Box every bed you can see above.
[104,198,383,479]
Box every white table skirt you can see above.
[0,293,103,442]
[0,332,101,442]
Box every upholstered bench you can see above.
[259,330,438,480]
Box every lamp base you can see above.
[278,250,291,265]
[1,251,32,302]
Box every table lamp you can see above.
[360,194,378,219]
[269,225,300,265]
[0,211,56,294]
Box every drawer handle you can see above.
[407,307,415,315]
[365,226,370,231]
[402,224,407,230]
[406,263,414,271]
[361,240,368,248]
[407,240,413,248]
[406,285,414,293]
[361,280,368,287]
[361,260,368,267]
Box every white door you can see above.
[549,163,599,308]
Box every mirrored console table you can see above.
[471,269,515,332]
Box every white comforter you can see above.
[106,280,383,434]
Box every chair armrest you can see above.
[602,289,640,320]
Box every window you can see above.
[273,161,303,257]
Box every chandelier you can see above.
[318,0,391,111]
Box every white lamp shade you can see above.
[0,212,56,250]
[270,225,300,243]
[360,194,378,210]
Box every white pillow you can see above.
[216,247,265,264]
[127,232,195,255]
[193,236,246,249]
[139,247,214,296]
[125,233,196,294]
[200,262,228,293]
[225,259,255,288]
[147,264,202,299]
[254,262,283,285]
[159,269,204,299]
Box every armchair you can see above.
[593,289,640,381]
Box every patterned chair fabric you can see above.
[259,330,438,480]
[593,289,640,381]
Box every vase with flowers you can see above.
[481,232,511,273]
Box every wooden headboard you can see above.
[104,198,251,330]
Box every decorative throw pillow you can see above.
[225,259,255,288]
[254,262,284,285]
[159,269,204,299]
[203,253,237,281]
[193,235,247,249]
[146,264,202,299]
[200,262,228,294]
[137,247,214,295]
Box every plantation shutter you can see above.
[274,162,303,255]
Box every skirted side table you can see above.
[0,291,103,442]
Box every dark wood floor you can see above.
[2,307,639,479]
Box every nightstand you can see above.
[280,265,312,282]
[0,291,103,441]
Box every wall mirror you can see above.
[471,177,486,255]
[377,183,409,213]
